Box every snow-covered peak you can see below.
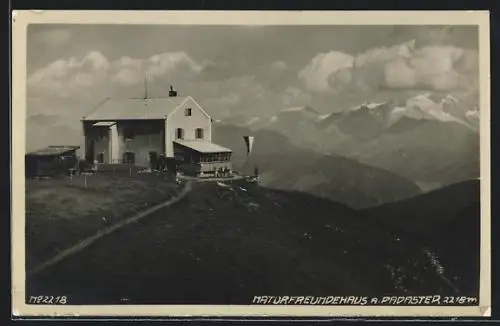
[318,113,332,121]
[392,93,471,126]
[334,93,477,129]
[281,106,307,112]
[364,101,388,110]
[348,101,388,112]
[466,111,479,118]
[466,107,479,119]
[442,94,460,105]
[272,105,322,122]
[262,105,328,129]
[247,117,261,125]
[280,105,318,115]
[391,106,407,114]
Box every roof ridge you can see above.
[81,95,190,121]
[116,96,188,100]
[81,97,111,120]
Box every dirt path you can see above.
[26,180,194,277]
[177,174,246,182]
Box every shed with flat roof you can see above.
[25,146,80,177]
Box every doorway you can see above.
[97,152,104,164]
[149,151,159,169]
[86,140,95,163]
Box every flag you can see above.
[243,136,255,156]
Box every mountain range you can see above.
[213,124,421,209]
[221,92,480,192]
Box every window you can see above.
[97,153,104,163]
[195,128,204,139]
[184,108,192,116]
[123,152,135,164]
[123,128,134,140]
[97,129,107,141]
[176,128,185,139]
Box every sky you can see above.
[26,24,480,127]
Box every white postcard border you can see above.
[11,10,491,318]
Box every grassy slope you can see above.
[28,180,462,305]
[25,172,182,270]
[363,180,480,235]
[361,180,481,296]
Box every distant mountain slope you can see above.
[29,179,471,304]
[249,95,479,191]
[213,124,421,209]
[345,119,479,189]
[261,106,349,150]
[243,153,421,209]
[333,104,388,140]
[362,180,481,296]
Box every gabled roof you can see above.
[174,140,232,153]
[82,96,189,121]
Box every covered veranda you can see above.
[173,140,233,178]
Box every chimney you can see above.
[169,85,178,97]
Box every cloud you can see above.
[195,75,268,115]
[197,59,288,83]
[28,51,203,99]
[27,51,111,99]
[281,86,311,106]
[269,60,287,72]
[144,52,203,83]
[384,45,471,91]
[33,28,73,47]
[28,51,310,130]
[190,75,312,119]
[299,39,479,94]
[298,51,354,93]
[203,93,241,109]
[196,60,245,82]
[109,52,203,87]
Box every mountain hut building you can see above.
[81,87,233,177]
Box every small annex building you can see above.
[80,87,233,177]
[25,145,80,177]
